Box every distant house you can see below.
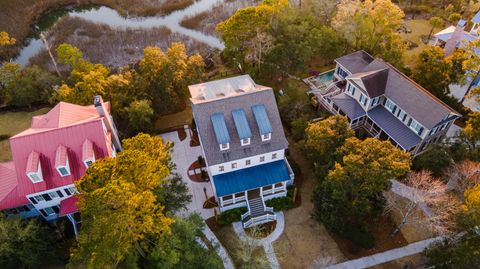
[305,51,461,156]
[0,96,121,236]
[189,75,294,228]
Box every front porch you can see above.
[219,181,288,210]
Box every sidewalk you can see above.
[323,237,442,269]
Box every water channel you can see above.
[14,0,226,66]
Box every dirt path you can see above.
[274,140,345,269]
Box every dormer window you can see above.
[261,133,271,141]
[252,105,273,143]
[26,151,43,183]
[82,139,95,168]
[241,138,250,146]
[220,143,230,151]
[55,145,71,177]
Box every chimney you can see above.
[94,96,122,152]
[444,19,466,56]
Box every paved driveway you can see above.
[160,128,215,219]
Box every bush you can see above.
[0,134,10,141]
[265,197,293,212]
[197,155,205,166]
[200,170,209,181]
[342,226,375,249]
[218,207,248,225]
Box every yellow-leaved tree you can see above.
[69,134,174,268]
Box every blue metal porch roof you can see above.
[212,160,290,197]
[232,109,252,139]
[330,92,366,120]
[252,104,272,135]
[211,113,230,144]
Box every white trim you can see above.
[261,133,271,141]
[56,158,71,177]
[241,138,251,146]
[27,162,43,183]
[220,143,230,151]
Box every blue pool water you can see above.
[316,70,335,83]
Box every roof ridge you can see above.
[10,118,103,140]
[380,60,461,116]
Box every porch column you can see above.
[283,182,287,191]
[219,196,224,207]
[66,214,78,240]
[233,193,236,204]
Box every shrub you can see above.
[0,134,10,141]
[218,207,248,225]
[200,170,209,181]
[342,226,375,249]
[265,197,293,212]
[197,155,205,166]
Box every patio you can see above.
[159,127,215,219]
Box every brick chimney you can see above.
[94,96,122,152]
[444,19,466,56]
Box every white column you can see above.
[219,196,224,207]
[233,193,236,204]
[67,214,78,240]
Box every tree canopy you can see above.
[70,134,174,268]
[0,32,15,46]
[333,0,406,67]
[312,137,411,232]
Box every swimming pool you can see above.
[316,70,335,83]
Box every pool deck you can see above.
[303,69,335,93]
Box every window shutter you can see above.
[52,206,60,214]
[39,209,48,217]
[408,119,412,126]
[418,127,424,136]
[42,194,52,201]
[402,114,407,121]
[57,190,64,198]
[29,197,38,204]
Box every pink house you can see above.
[0,96,121,233]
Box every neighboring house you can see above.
[305,51,461,156]
[0,96,121,236]
[189,75,294,228]
[432,13,480,111]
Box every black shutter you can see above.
[392,106,397,114]
[64,188,71,195]
[52,206,60,214]
[42,194,52,201]
[408,119,412,126]
[418,127,424,136]
[402,114,407,121]
[29,197,38,204]
[57,190,64,198]
[39,209,48,217]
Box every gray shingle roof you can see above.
[368,106,422,150]
[335,50,374,74]
[192,88,288,166]
[330,93,366,120]
[348,68,389,98]
[337,51,461,129]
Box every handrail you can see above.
[241,211,250,221]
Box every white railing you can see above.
[243,213,276,228]
[222,195,246,206]
[284,159,295,180]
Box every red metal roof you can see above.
[25,151,40,174]
[0,162,28,210]
[59,196,78,216]
[6,101,114,200]
[55,145,68,167]
[82,139,94,161]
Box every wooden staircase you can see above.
[241,189,276,228]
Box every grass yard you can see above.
[206,219,270,269]
[400,19,440,67]
[0,107,50,162]
[154,106,193,133]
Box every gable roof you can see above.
[347,68,389,98]
[337,51,461,129]
[0,162,27,210]
[192,84,288,166]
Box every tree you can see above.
[312,137,411,232]
[126,99,154,135]
[0,32,15,46]
[446,160,480,195]
[155,173,192,214]
[459,112,480,159]
[448,13,462,24]
[462,40,480,103]
[332,0,406,67]
[247,30,275,73]
[385,171,459,237]
[0,217,59,268]
[216,0,287,68]
[0,63,59,108]
[304,115,354,172]
[145,214,223,269]
[137,44,205,115]
[425,229,480,268]
[412,46,452,98]
[69,134,175,268]
[412,144,453,177]
[428,16,443,40]
[460,183,480,228]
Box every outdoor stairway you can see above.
[242,190,276,228]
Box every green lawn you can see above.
[401,19,439,67]
[0,107,50,162]
[154,105,193,133]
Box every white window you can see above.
[397,110,406,122]
[241,138,251,146]
[385,99,397,113]
[219,166,224,172]
[408,119,423,135]
[359,94,368,106]
[84,160,94,168]
[231,163,237,169]
[260,156,265,162]
[49,191,59,199]
[43,207,56,215]
[33,194,45,202]
[272,153,277,159]
[28,172,42,183]
[246,159,251,165]
[65,186,78,195]
[347,84,356,96]
[261,133,271,141]
[56,160,71,177]
[220,143,230,151]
